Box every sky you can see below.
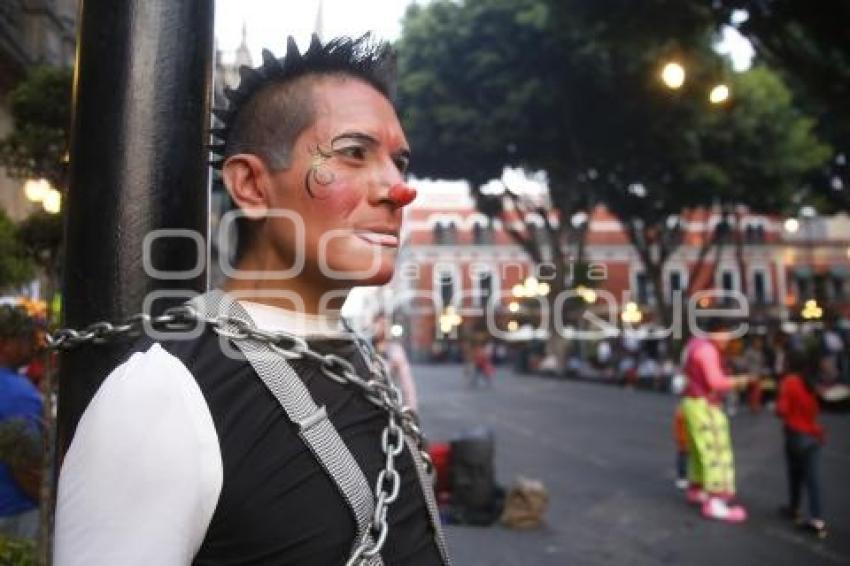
[214,0,411,61]
[215,0,753,69]
[214,0,754,197]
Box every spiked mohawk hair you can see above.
[210,33,397,171]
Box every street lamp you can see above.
[23,178,61,214]
[512,277,549,298]
[784,218,800,233]
[24,178,50,202]
[575,285,597,304]
[42,189,62,214]
[438,305,462,335]
[708,84,730,104]
[801,299,823,320]
[661,62,686,89]
[621,301,643,324]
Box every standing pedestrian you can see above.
[468,338,494,388]
[54,34,449,565]
[373,314,419,413]
[0,306,42,541]
[776,350,827,538]
[679,319,751,522]
[673,405,689,490]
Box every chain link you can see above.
[48,305,433,565]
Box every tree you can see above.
[0,65,71,298]
[0,66,73,190]
[541,0,729,328]
[397,0,832,351]
[397,0,592,361]
[16,211,64,301]
[690,66,831,295]
[398,0,726,333]
[0,209,34,290]
[0,66,71,563]
[708,1,850,212]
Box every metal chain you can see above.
[47,304,432,565]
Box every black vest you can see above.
[130,327,442,566]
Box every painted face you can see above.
[264,77,413,288]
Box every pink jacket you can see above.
[683,338,734,404]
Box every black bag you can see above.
[449,427,504,525]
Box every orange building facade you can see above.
[386,183,850,359]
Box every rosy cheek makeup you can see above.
[312,177,363,218]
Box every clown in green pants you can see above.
[680,330,750,522]
[680,397,735,495]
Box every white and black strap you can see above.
[190,290,384,566]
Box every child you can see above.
[673,405,689,489]
[776,350,827,538]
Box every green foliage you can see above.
[397,0,831,209]
[0,535,35,566]
[397,0,832,223]
[398,0,555,187]
[693,66,831,213]
[396,0,833,326]
[708,1,850,211]
[711,1,849,126]
[0,67,70,287]
[0,66,73,189]
[15,211,63,271]
[0,209,34,290]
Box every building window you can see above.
[796,276,812,301]
[445,222,458,245]
[831,277,844,301]
[669,271,682,297]
[437,272,454,307]
[721,270,735,293]
[753,271,767,304]
[472,220,492,245]
[433,223,444,245]
[476,271,494,307]
[829,267,850,301]
[744,224,766,243]
[432,221,458,245]
[636,272,653,305]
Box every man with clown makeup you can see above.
[54,34,450,566]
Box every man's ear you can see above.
[221,154,271,219]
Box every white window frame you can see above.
[433,263,461,309]
[663,264,689,301]
[747,264,773,304]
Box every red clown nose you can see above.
[388,183,417,207]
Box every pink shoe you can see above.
[686,487,708,505]
[701,497,747,523]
